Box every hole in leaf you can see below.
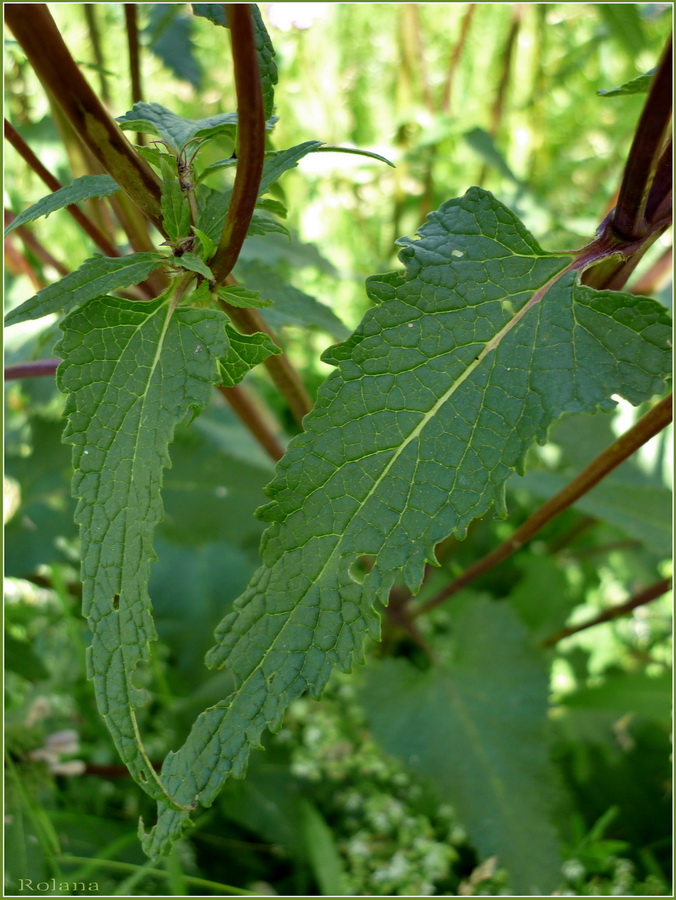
[112,594,120,610]
[348,556,375,585]
[139,770,147,783]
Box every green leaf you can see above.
[146,4,201,89]
[117,102,239,152]
[299,800,350,896]
[159,155,191,242]
[246,212,289,238]
[218,325,281,388]
[192,3,278,120]
[596,3,647,57]
[361,598,562,894]
[255,197,287,218]
[257,142,325,195]
[5,253,167,326]
[464,127,523,186]
[4,174,119,236]
[140,187,671,857]
[509,555,577,641]
[314,145,395,168]
[235,260,349,339]
[192,226,216,260]
[598,67,656,97]
[5,631,51,681]
[195,185,231,242]
[170,253,213,280]
[55,292,228,808]
[559,670,672,721]
[216,285,271,309]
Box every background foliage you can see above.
[4,3,672,896]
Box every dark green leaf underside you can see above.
[56,294,229,806]
[139,187,671,858]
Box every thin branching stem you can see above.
[209,5,266,285]
[5,209,69,278]
[413,394,672,618]
[539,577,672,647]
[440,4,475,114]
[124,4,144,146]
[83,4,111,106]
[5,4,165,233]
[5,120,121,258]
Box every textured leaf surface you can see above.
[218,326,280,388]
[360,598,562,894]
[55,293,228,806]
[4,174,119,237]
[139,187,671,857]
[216,285,271,309]
[117,102,239,151]
[5,253,167,326]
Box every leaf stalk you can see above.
[539,577,672,647]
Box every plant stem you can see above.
[124,4,144,145]
[4,210,69,277]
[413,394,672,618]
[629,246,673,296]
[82,3,110,106]
[55,856,254,896]
[5,4,165,234]
[209,5,266,285]
[4,119,121,258]
[440,4,476,114]
[5,359,60,381]
[5,237,44,290]
[611,36,672,242]
[539,577,672,647]
[479,4,523,183]
[217,384,285,462]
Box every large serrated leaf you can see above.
[55,293,229,807]
[5,253,168,326]
[4,174,120,236]
[139,187,671,857]
[360,597,562,894]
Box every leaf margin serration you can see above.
[140,185,672,858]
[55,291,230,808]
